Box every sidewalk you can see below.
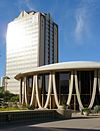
[31,113,100,130]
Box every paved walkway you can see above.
[0,113,100,131]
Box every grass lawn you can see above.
[0,106,28,111]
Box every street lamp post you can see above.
[3,76,10,92]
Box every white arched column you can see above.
[30,76,35,106]
[44,74,52,108]
[75,70,83,110]
[44,73,60,109]
[35,75,42,108]
[52,73,60,108]
[24,77,28,106]
[23,75,42,108]
[67,71,74,105]
[88,70,97,108]
[22,77,25,105]
[19,78,22,103]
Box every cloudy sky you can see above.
[0,0,100,76]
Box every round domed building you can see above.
[15,61,100,110]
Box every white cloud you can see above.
[16,0,35,11]
[74,0,100,41]
[24,0,33,10]
[75,7,87,40]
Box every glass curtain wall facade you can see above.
[6,11,58,93]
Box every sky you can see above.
[0,0,100,77]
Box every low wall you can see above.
[0,109,72,126]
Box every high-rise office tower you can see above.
[6,11,58,94]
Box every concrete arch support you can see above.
[19,79,22,103]
[35,75,42,109]
[22,79,25,105]
[52,73,60,108]
[30,76,35,106]
[67,71,74,105]
[44,74,52,108]
[89,70,97,109]
[24,77,28,106]
[98,70,100,94]
[75,71,83,110]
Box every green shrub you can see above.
[27,105,34,110]
[10,95,19,102]
[2,102,8,108]
[82,108,90,113]
[93,105,100,113]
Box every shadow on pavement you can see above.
[0,126,99,131]
[0,118,65,129]
[72,116,100,120]
[55,127,100,131]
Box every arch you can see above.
[52,73,60,108]
[75,70,83,110]
[35,75,42,108]
[67,71,74,105]
[88,70,97,108]
[29,76,35,106]
[22,78,25,105]
[24,77,28,106]
[75,70,97,109]
[44,74,52,108]
[19,78,22,103]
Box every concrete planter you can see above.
[57,106,72,119]
[0,109,65,125]
[82,108,90,116]
[83,111,89,116]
